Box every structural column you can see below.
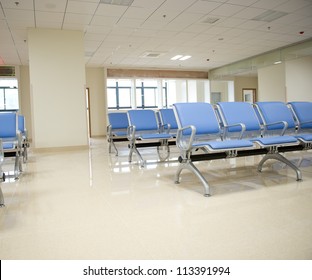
[28,28,88,149]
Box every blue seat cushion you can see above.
[3,142,15,150]
[193,139,253,150]
[295,134,312,142]
[251,135,298,146]
[138,133,172,140]
[112,131,127,137]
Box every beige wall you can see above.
[210,80,229,101]
[258,63,286,101]
[234,76,258,101]
[86,67,106,137]
[257,56,312,102]
[28,28,88,149]
[18,66,32,140]
[285,56,312,101]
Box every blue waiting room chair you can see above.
[158,108,179,137]
[217,101,302,181]
[127,109,174,167]
[173,102,254,196]
[18,114,29,163]
[0,139,5,207]
[107,111,129,156]
[288,101,312,146]
[0,112,23,179]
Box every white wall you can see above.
[18,66,32,140]
[86,68,106,137]
[258,63,286,101]
[28,29,88,149]
[257,56,312,102]
[285,56,312,101]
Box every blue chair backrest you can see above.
[173,102,220,135]
[108,112,129,129]
[255,102,296,130]
[127,109,159,131]
[18,115,25,133]
[217,102,261,132]
[288,102,312,129]
[0,113,17,138]
[159,109,178,129]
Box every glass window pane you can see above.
[136,89,142,107]
[143,88,157,107]
[165,80,178,106]
[0,78,17,88]
[107,79,117,87]
[4,88,19,110]
[0,89,4,110]
[107,88,117,108]
[118,88,131,108]
[141,79,157,87]
[118,79,131,87]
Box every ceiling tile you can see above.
[67,1,98,14]
[1,0,33,10]
[0,0,310,70]
[95,3,128,16]
[209,3,246,17]
[90,15,119,26]
[186,1,222,14]
[34,0,67,13]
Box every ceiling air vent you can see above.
[140,51,166,58]
[0,66,16,76]
[252,10,288,22]
[100,0,134,6]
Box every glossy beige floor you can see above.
[0,137,312,260]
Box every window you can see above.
[0,78,19,110]
[106,78,209,110]
[107,79,132,110]
[135,79,158,109]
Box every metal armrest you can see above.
[160,123,171,134]
[16,130,23,150]
[176,125,196,151]
[127,125,136,141]
[223,123,246,139]
[107,124,112,134]
[264,121,288,135]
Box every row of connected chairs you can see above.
[107,108,178,167]
[173,101,312,196]
[0,111,29,179]
[0,111,29,207]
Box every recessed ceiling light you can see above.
[179,55,192,61]
[171,55,183,60]
[171,55,192,61]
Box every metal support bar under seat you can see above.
[257,152,302,181]
[174,159,211,197]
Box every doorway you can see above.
[85,87,91,138]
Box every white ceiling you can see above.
[0,0,311,71]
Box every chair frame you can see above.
[127,109,174,167]
[173,102,255,196]
[217,101,302,181]
[0,112,23,179]
[107,111,129,156]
